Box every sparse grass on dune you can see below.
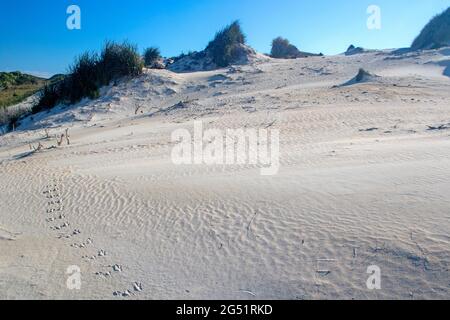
[0,41,144,131]
[33,40,144,114]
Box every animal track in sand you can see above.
[49,222,70,231]
[113,282,144,298]
[70,238,93,248]
[41,176,145,298]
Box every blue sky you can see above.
[0,0,448,77]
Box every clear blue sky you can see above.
[0,0,448,78]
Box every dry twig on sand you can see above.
[28,142,44,152]
[57,134,64,147]
[56,128,70,146]
[135,104,144,115]
[44,129,50,139]
[65,128,70,145]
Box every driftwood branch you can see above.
[56,128,70,146]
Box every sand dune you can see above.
[0,48,449,299]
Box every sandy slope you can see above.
[0,48,449,300]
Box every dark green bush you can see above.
[144,47,161,67]
[67,52,100,103]
[271,37,301,58]
[33,83,63,114]
[98,41,143,84]
[206,20,246,67]
[34,41,143,113]
[412,7,450,50]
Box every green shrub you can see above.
[144,47,161,67]
[412,7,450,50]
[206,20,246,67]
[271,37,301,58]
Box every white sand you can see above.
[0,48,449,300]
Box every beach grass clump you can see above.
[144,47,162,67]
[67,52,101,103]
[33,41,143,113]
[98,41,143,83]
[206,20,247,67]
